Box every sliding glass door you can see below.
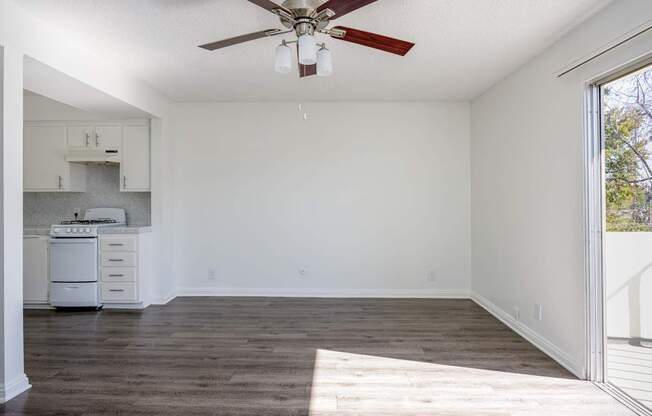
[603,63,652,411]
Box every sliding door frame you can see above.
[584,81,605,384]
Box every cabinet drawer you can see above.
[101,236,136,252]
[101,282,137,302]
[101,268,136,282]
[101,252,136,267]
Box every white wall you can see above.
[169,102,471,297]
[605,232,652,340]
[470,0,652,378]
[23,93,98,121]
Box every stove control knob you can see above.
[66,228,72,233]
[85,228,91,233]
[73,228,78,233]
[52,229,60,234]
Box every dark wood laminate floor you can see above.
[2,297,632,415]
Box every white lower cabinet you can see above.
[101,268,136,282]
[100,234,151,306]
[101,251,137,268]
[101,282,137,302]
[23,236,49,304]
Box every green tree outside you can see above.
[604,67,652,232]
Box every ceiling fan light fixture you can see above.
[298,33,317,65]
[199,1,415,80]
[316,46,333,77]
[275,42,292,74]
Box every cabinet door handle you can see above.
[123,176,127,189]
[108,274,124,277]
[57,175,63,190]
[95,132,100,147]
[108,259,124,262]
[84,132,90,146]
[108,243,124,246]
[109,289,125,292]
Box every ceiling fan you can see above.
[198,0,415,77]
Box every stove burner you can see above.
[60,219,118,225]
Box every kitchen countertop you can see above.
[24,225,152,236]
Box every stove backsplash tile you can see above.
[24,164,151,226]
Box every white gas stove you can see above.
[49,208,126,308]
[50,208,126,238]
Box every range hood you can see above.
[65,148,120,164]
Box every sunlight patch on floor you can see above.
[308,349,631,416]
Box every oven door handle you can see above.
[50,238,97,244]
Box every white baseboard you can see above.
[150,289,177,305]
[174,287,470,299]
[0,374,31,403]
[23,303,52,310]
[470,292,585,379]
[103,303,148,310]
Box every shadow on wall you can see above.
[606,232,652,340]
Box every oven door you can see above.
[49,238,98,283]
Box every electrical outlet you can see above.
[513,306,520,321]
[427,270,436,283]
[534,304,543,321]
[208,269,216,281]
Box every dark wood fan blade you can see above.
[247,0,282,12]
[331,26,414,56]
[297,46,317,78]
[318,0,377,19]
[299,63,317,77]
[199,29,282,51]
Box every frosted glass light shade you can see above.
[298,34,317,65]
[317,47,333,77]
[275,44,292,74]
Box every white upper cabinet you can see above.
[94,125,122,150]
[66,125,93,148]
[67,123,122,150]
[24,124,87,192]
[24,120,150,193]
[121,124,151,192]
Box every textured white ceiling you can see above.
[14,0,611,102]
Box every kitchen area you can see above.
[22,91,153,310]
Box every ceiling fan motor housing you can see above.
[279,0,331,35]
